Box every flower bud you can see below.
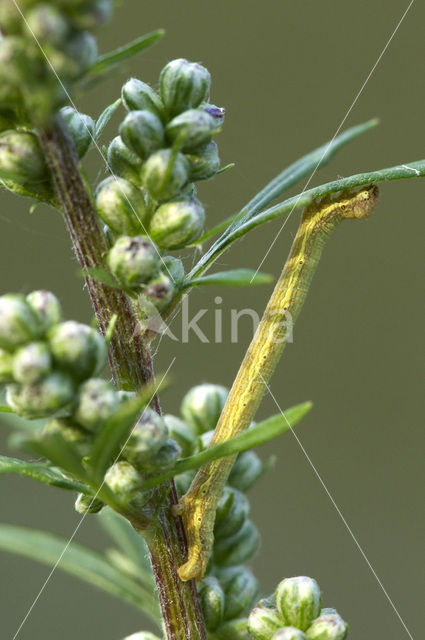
[107,236,160,289]
[228,450,264,492]
[272,628,306,640]
[26,4,70,46]
[159,59,211,117]
[60,106,95,158]
[198,576,225,631]
[142,437,181,471]
[143,273,174,311]
[43,417,89,446]
[213,519,260,567]
[75,493,104,514]
[162,256,185,285]
[218,566,258,621]
[305,613,348,640]
[67,0,113,30]
[6,371,75,419]
[124,408,168,466]
[104,461,142,496]
[122,78,165,120]
[215,618,250,640]
[248,606,284,640]
[96,177,148,235]
[73,377,119,431]
[26,290,62,334]
[0,130,48,185]
[13,341,52,384]
[48,321,107,381]
[107,136,143,185]
[141,149,189,201]
[276,577,321,632]
[123,633,162,640]
[63,30,98,75]
[0,36,41,88]
[201,103,226,128]
[163,414,198,458]
[214,486,250,540]
[0,348,14,383]
[149,196,205,250]
[119,110,164,160]
[117,390,137,404]
[181,383,228,434]
[185,141,220,181]
[166,109,217,152]
[0,294,42,350]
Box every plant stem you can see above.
[38,116,207,640]
[175,185,379,581]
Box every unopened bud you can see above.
[0,294,42,350]
[61,31,98,77]
[305,613,348,640]
[6,371,75,419]
[214,486,250,540]
[73,377,119,431]
[141,149,189,201]
[67,0,113,30]
[276,577,321,632]
[61,106,95,158]
[26,290,62,334]
[218,566,258,621]
[215,618,250,640]
[104,461,142,496]
[0,130,48,185]
[214,519,260,567]
[228,450,264,492]
[122,78,165,120]
[143,272,174,310]
[26,4,70,46]
[198,576,225,631]
[96,176,148,236]
[0,348,14,383]
[248,606,284,640]
[201,103,225,127]
[181,383,228,434]
[107,136,143,185]
[147,437,181,470]
[163,414,198,458]
[161,256,185,285]
[48,321,107,381]
[125,408,168,466]
[166,109,217,152]
[119,110,164,160]
[149,196,205,249]
[159,59,211,117]
[75,493,104,514]
[13,341,52,384]
[43,417,89,447]
[185,141,220,181]
[272,628,306,640]
[107,236,160,289]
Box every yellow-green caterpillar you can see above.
[173,185,379,581]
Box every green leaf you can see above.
[192,118,379,244]
[190,157,425,278]
[0,411,46,433]
[0,405,13,413]
[0,455,88,492]
[88,30,165,77]
[90,381,166,480]
[98,508,153,585]
[95,98,122,140]
[26,433,88,482]
[141,401,313,490]
[81,266,122,289]
[0,524,159,621]
[184,268,273,289]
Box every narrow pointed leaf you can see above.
[0,525,159,620]
[88,30,165,77]
[95,98,122,140]
[141,401,313,490]
[82,266,122,289]
[0,411,46,433]
[192,119,379,245]
[0,405,13,413]
[184,268,273,289]
[0,455,88,492]
[190,158,425,278]
[26,433,88,482]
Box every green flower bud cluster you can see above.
[0,129,53,199]
[247,576,348,640]
[0,0,112,117]
[168,383,269,634]
[96,60,225,299]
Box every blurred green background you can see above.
[1,1,424,638]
